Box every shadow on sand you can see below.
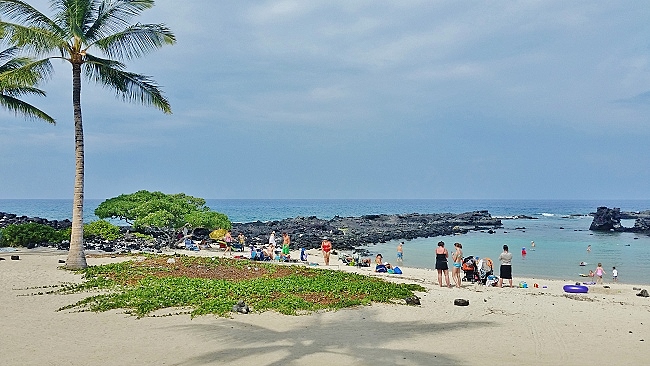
[166,306,493,365]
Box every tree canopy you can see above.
[95,191,231,243]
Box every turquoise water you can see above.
[367,215,650,285]
[1,199,649,284]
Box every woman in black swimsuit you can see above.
[435,241,451,288]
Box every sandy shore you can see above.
[1,247,649,366]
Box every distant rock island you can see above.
[589,207,650,233]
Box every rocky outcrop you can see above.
[231,211,502,251]
[632,218,650,233]
[589,207,624,232]
[0,212,71,230]
[589,207,650,234]
[1,210,503,252]
[620,210,650,219]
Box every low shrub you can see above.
[133,232,154,242]
[84,220,121,241]
[0,222,59,248]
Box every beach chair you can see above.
[340,255,354,266]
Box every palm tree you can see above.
[0,45,55,123]
[0,0,175,269]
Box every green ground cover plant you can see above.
[58,255,424,318]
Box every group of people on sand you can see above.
[433,241,465,288]
[588,263,617,284]
[583,245,618,283]
[433,241,514,289]
[247,231,293,261]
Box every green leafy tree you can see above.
[95,190,231,246]
[0,45,55,122]
[0,0,175,269]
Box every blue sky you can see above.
[2,0,650,200]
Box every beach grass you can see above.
[56,254,424,318]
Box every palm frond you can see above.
[84,53,171,113]
[52,0,95,42]
[0,46,55,123]
[1,84,47,97]
[1,21,69,57]
[0,93,55,123]
[93,23,175,60]
[0,46,20,61]
[0,0,62,34]
[0,58,53,86]
[85,0,155,42]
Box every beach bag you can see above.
[300,248,308,261]
[393,266,402,274]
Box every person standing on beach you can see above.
[321,238,332,265]
[435,241,451,288]
[452,243,463,288]
[498,245,513,288]
[612,266,618,282]
[223,231,233,255]
[397,242,404,262]
[595,263,606,284]
[281,233,291,260]
[269,231,276,246]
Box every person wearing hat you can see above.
[321,238,332,265]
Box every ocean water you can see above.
[1,199,649,285]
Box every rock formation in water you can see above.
[589,206,650,234]
[589,207,624,232]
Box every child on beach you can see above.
[595,263,605,284]
[612,267,618,282]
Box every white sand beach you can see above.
[1,247,649,366]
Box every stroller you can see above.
[462,256,479,283]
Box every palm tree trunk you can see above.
[66,62,87,269]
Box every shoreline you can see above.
[2,247,649,365]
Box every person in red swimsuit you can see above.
[321,239,332,265]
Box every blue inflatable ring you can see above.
[563,284,589,293]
